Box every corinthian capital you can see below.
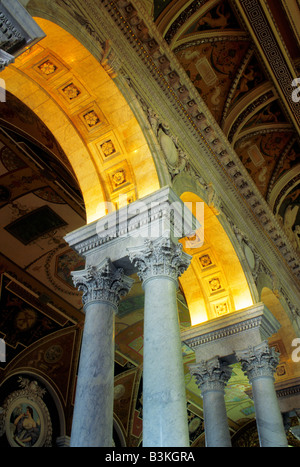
[235,341,280,381]
[127,237,191,284]
[71,258,133,309]
[189,357,232,393]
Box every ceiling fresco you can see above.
[157,0,300,258]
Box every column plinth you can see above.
[190,357,232,447]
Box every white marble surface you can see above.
[70,301,115,447]
[181,303,281,361]
[142,276,190,447]
[252,375,288,447]
[189,358,232,447]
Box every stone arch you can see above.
[1,6,161,223]
[172,170,259,303]
[257,275,300,337]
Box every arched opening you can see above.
[179,191,253,325]
[0,17,160,224]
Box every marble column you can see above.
[128,237,192,447]
[70,259,133,447]
[236,341,288,447]
[189,357,232,447]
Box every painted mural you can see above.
[0,376,55,447]
[176,40,250,123]
[235,131,294,197]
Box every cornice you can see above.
[181,303,280,350]
[64,186,197,259]
[275,377,300,399]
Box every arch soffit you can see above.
[172,180,254,325]
[18,1,287,328]
[257,274,299,334]
[2,7,160,223]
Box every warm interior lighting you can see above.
[5,17,160,225]
[234,294,254,312]
[189,300,209,326]
[180,192,253,326]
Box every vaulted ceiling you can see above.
[152,0,300,253]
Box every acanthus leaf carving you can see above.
[189,357,232,393]
[127,237,191,284]
[235,341,280,381]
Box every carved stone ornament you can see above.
[127,237,191,285]
[71,258,133,309]
[0,377,52,447]
[147,108,206,184]
[189,357,232,393]
[100,39,120,78]
[0,49,14,71]
[235,341,280,382]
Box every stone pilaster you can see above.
[189,357,232,447]
[236,341,288,447]
[70,259,133,447]
[128,237,191,447]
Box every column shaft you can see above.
[251,375,288,447]
[128,237,191,447]
[143,276,189,447]
[190,357,232,447]
[202,389,231,447]
[70,301,114,447]
[70,259,133,447]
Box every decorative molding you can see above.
[181,303,281,361]
[183,315,271,349]
[0,376,52,447]
[46,0,300,291]
[276,380,300,400]
[64,186,197,259]
[0,48,14,71]
[100,39,121,78]
[109,0,300,282]
[235,0,300,132]
[0,0,45,60]
[163,0,209,45]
